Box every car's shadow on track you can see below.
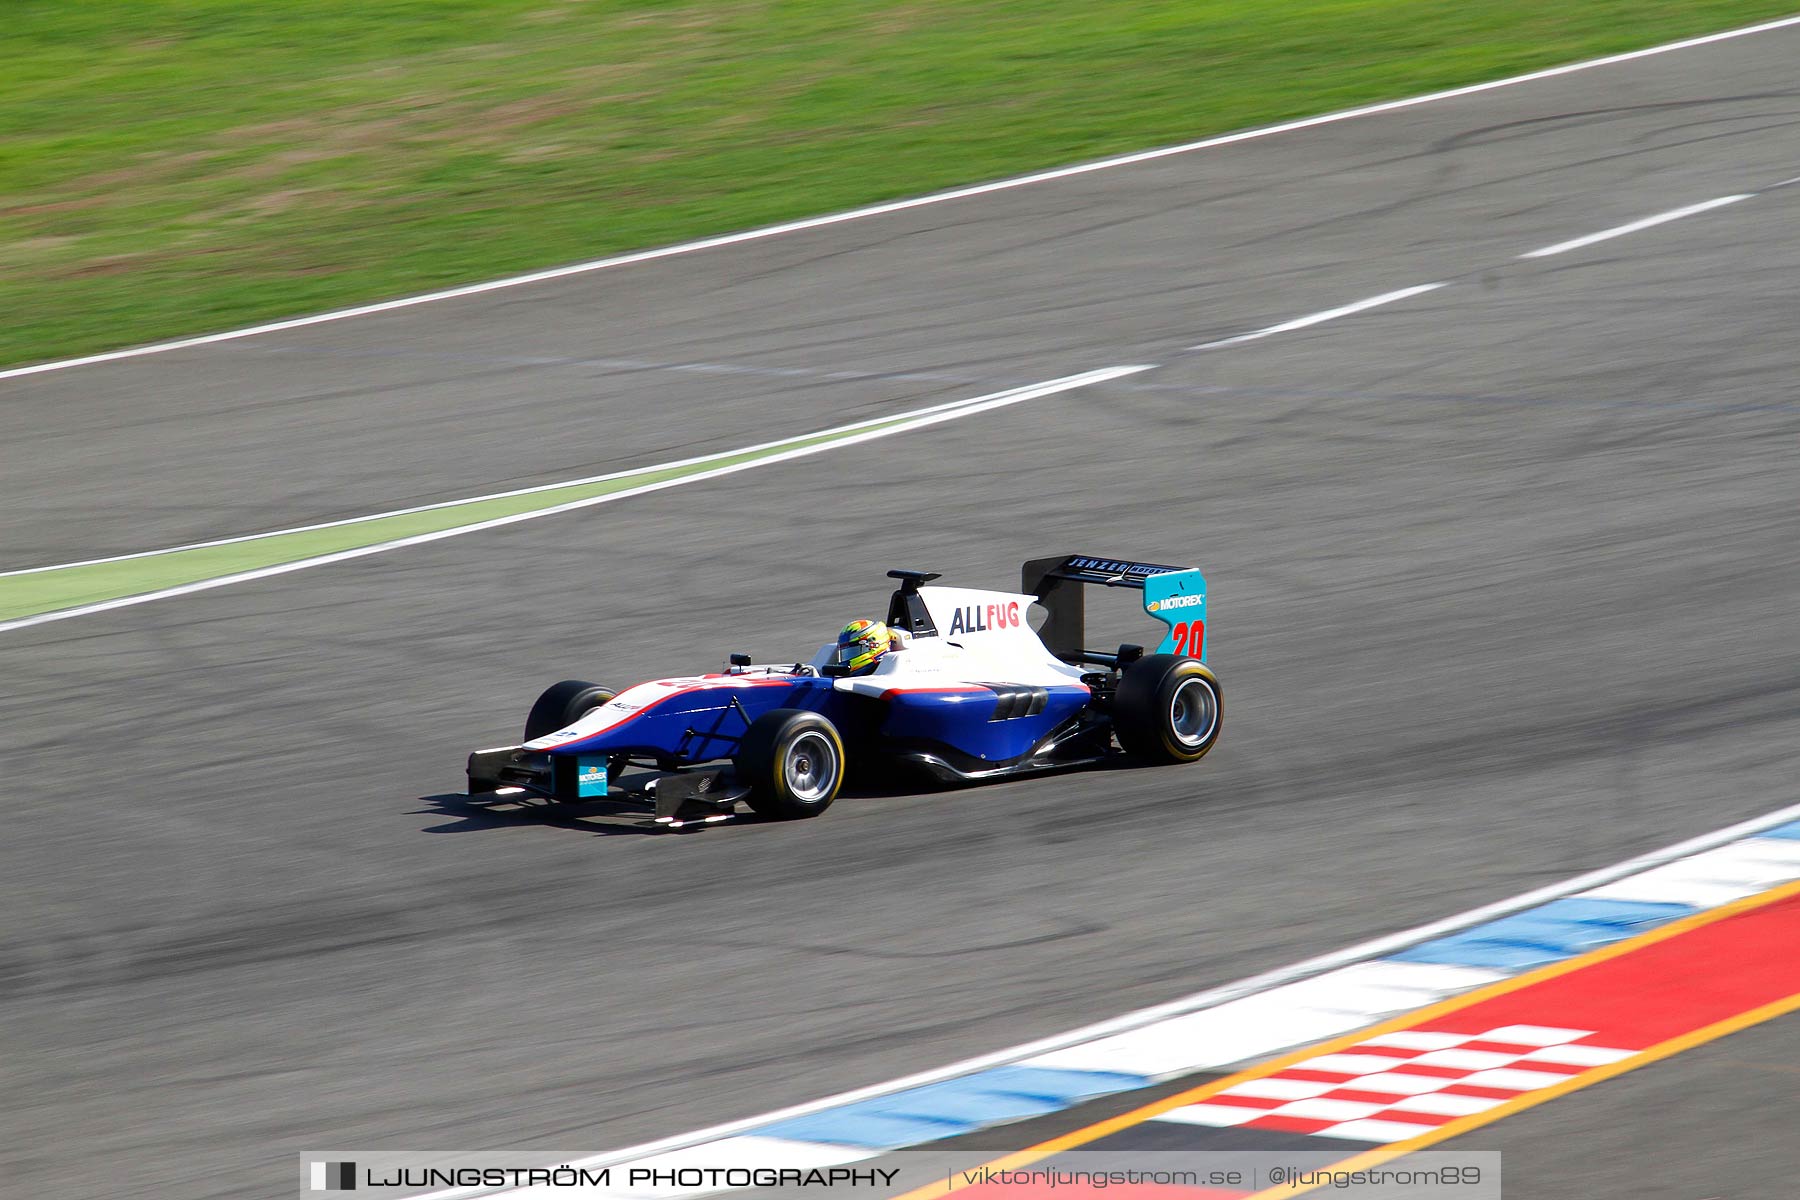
[413,792,762,836]
[413,761,1125,838]
[416,762,979,835]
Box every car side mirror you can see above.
[729,653,752,667]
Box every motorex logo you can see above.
[310,1161,355,1190]
[575,758,608,797]
[1148,593,1204,612]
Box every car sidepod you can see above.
[875,682,1093,771]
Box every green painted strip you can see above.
[0,415,913,623]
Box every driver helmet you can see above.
[835,619,892,674]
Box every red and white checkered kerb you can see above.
[1155,1024,1637,1143]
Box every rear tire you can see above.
[738,709,845,819]
[1113,656,1221,764]
[524,679,616,742]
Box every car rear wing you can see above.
[1021,554,1208,664]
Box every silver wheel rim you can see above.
[1168,676,1217,748]
[784,730,838,802]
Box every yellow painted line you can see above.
[896,876,1800,1200]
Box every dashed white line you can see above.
[5,14,1800,382]
[1519,194,1754,258]
[1193,185,1769,351]
[1191,283,1449,350]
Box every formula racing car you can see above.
[465,554,1220,825]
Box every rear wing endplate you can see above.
[1021,555,1208,662]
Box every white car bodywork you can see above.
[813,586,1089,696]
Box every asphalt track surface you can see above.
[4,25,1800,1200]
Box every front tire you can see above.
[1113,655,1221,764]
[738,709,845,819]
[524,679,616,742]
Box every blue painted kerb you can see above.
[1389,896,1695,970]
[754,1065,1148,1149]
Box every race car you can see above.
[465,554,1220,825]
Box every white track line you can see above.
[0,367,1146,635]
[12,158,1758,583]
[412,798,1800,1195]
[6,15,1800,383]
[1520,194,1754,258]
[1191,283,1448,350]
[0,382,1080,579]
